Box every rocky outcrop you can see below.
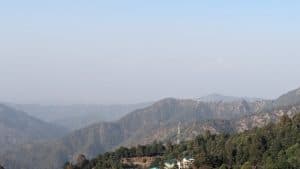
[235,105,300,132]
[75,154,88,168]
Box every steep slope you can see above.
[121,100,300,147]
[274,87,300,107]
[0,104,67,152]
[116,98,260,146]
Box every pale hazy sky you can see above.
[1,1,300,104]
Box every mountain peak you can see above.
[197,94,260,103]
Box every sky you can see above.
[1,0,300,104]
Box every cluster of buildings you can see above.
[177,158,195,169]
[164,157,195,169]
[150,157,195,169]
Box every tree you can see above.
[279,114,292,126]
[240,162,252,169]
[285,143,300,168]
[218,164,229,169]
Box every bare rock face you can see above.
[76,154,88,168]
[235,105,300,132]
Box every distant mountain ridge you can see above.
[0,104,67,153]
[10,103,151,130]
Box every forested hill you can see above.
[65,113,300,169]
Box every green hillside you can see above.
[65,113,300,169]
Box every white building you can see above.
[177,158,195,169]
[164,162,175,169]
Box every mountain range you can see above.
[1,87,300,169]
[9,103,150,130]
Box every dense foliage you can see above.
[65,114,300,169]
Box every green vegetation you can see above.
[64,113,300,169]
